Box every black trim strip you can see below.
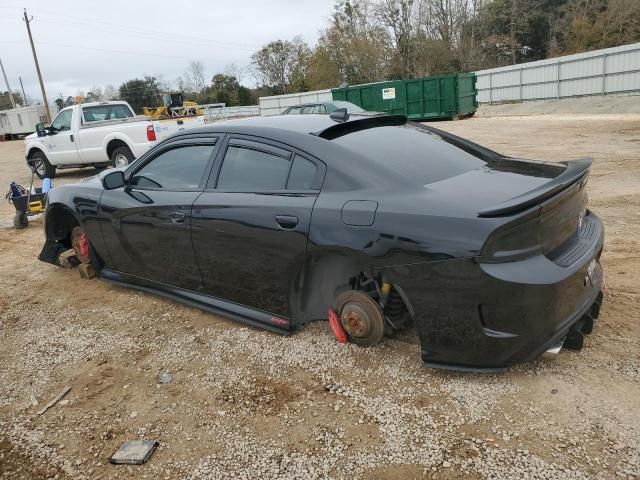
[99,269,292,335]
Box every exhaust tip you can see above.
[542,340,564,361]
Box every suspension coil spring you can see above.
[384,288,404,323]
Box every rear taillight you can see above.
[146,125,156,141]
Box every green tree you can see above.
[118,76,161,114]
[237,86,254,105]
[251,36,311,94]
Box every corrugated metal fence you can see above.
[257,42,640,113]
[202,105,260,121]
[476,42,640,103]
[259,89,333,116]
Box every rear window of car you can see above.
[331,123,487,184]
[82,104,133,122]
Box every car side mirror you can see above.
[35,122,47,137]
[102,170,125,190]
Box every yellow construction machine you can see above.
[143,92,203,118]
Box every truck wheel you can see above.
[31,151,56,179]
[111,146,134,168]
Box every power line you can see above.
[34,9,261,49]
[0,7,261,51]
[33,16,259,51]
[20,40,210,61]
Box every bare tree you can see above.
[103,84,118,100]
[224,63,245,85]
[183,61,207,93]
[86,85,103,102]
[154,73,173,92]
[377,0,419,77]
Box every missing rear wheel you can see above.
[335,290,385,347]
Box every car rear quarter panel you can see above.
[302,187,497,322]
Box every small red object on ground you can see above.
[328,308,348,344]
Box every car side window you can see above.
[286,106,302,115]
[217,144,291,191]
[319,105,327,114]
[302,105,318,114]
[51,109,73,131]
[287,155,318,190]
[130,144,215,190]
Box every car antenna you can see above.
[330,108,349,123]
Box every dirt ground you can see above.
[0,113,639,480]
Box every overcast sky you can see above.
[0,0,334,104]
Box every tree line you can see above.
[250,0,640,94]
[35,0,639,114]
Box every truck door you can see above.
[45,107,81,165]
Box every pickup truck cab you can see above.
[24,101,204,178]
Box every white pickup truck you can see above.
[24,101,204,178]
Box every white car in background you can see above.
[24,101,204,178]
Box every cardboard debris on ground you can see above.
[58,249,80,269]
[110,440,159,465]
[36,385,71,415]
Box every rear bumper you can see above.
[385,211,605,371]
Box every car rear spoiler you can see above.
[315,114,407,140]
[477,158,592,218]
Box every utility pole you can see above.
[0,57,17,108]
[19,77,28,106]
[23,9,51,122]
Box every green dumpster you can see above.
[331,73,477,120]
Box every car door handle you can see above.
[70,134,74,142]
[170,212,186,224]
[275,215,298,229]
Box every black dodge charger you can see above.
[39,112,604,371]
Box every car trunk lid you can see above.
[477,158,591,218]
[476,158,592,263]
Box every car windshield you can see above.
[326,101,366,113]
[331,123,487,184]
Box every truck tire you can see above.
[31,151,56,179]
[111,146,134,168]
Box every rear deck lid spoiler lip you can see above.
[313,114,407,140]
[477,157,592,218]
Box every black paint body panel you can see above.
[42,114,605,370]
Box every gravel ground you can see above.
[0,113,639,479]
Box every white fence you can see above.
[476,42,640,104]
[259,89,333,116]
[202,105,260,122]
